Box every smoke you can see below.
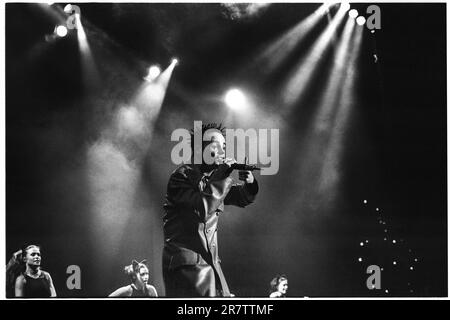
[221,3,270,20]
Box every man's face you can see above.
[203,131,226,165]
[24,247,41,267]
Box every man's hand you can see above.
[239,170,254,184]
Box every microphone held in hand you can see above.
[230,163,261,171]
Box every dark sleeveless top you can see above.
[23,273,51,298]
[131,285,148,297]
[129,284,157,297]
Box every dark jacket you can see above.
[162,164,258,297]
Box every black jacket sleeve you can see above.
[224,178,258,207]
[166,164,234,220]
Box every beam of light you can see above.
[318,23,363,198]
[86,140,140,257]
[80,20,171,296]
[14,4,68,69]
[253,3,331,74]
[116,60,177,152]
[281,5,348,109]
[75,14,101,93]
[85,63,176,295]
[313,17,355,134]
[282,17,355,210]
[34,3,66,25]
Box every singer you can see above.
[162,123,259,297]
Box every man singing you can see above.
[162,123,258,297]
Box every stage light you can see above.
[55,25,68,37]
[340,2,350,12]
[172,58,179,65]
[225,89,247,110]
[376,208,379,211]
[365,240,368,243]
[392,240,396,244]
[356,16,366,26]
[393,261,397,265]
[410,266,414,270]
[64,4,73,14]
[371,29,376,34]
[358,257,362,262]
[385,289,389,293]
[360,242,364,246]
[348,9,358,18]
[363,200,367,204]
[145,66,161,82]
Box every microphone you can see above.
[230,163,261,171]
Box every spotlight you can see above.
[392,240,396,244]
[225,88,247,110]
[340,2,351,12]
[64,4,73,14]
[393,261,397,265]
[145,65,161,82]
[55,25,68,37]
[172,58,179,65]
[363,200,367,204]
[348,9,358,19]
[358,257,362,262]
[356,16,366,26]
[410,266,414,270]
[149,66,161,78]
[360,242,364,246]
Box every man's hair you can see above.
[190,123,226,156]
